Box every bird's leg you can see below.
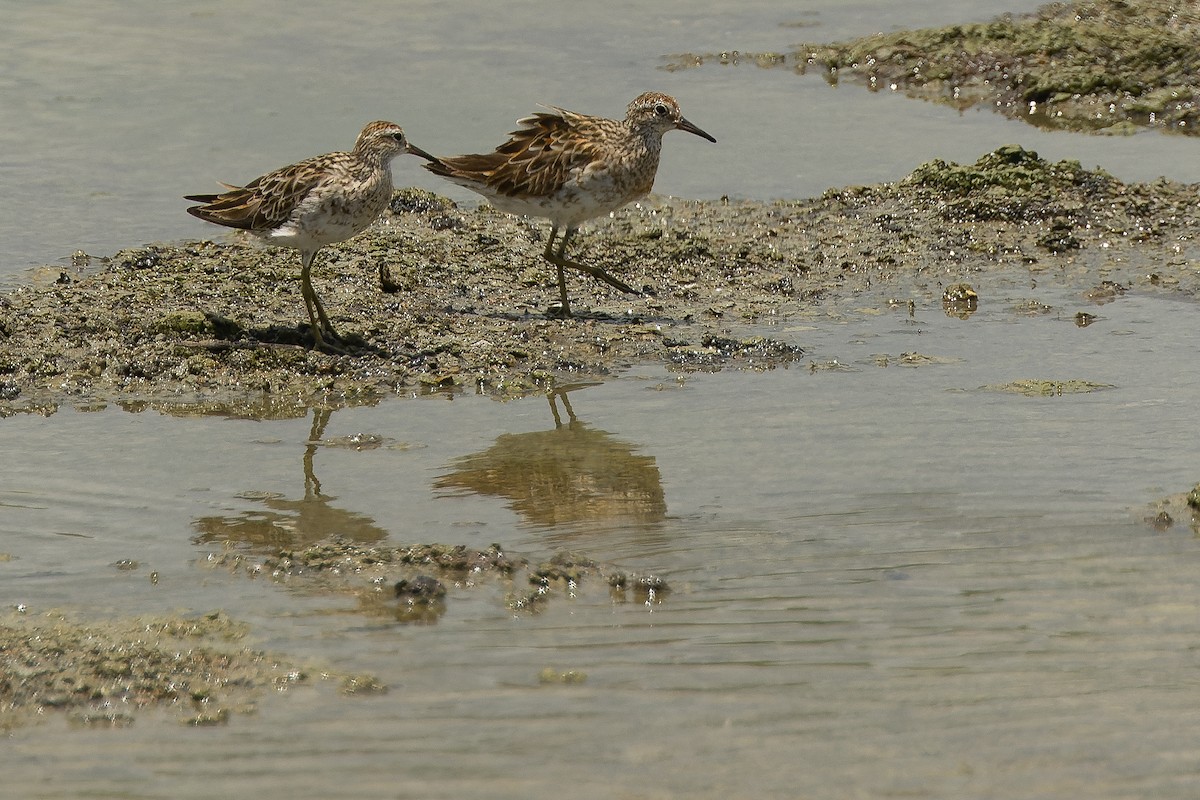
[306,260,343,343]
[543,225,571,317]
[299,251,322,337]
[300,250,350,354]
[542,226,641,301]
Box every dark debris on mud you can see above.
[1145,482,1200,535]
[202,537,671,625]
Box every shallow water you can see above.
[7,0,1200,279]
[7,2,1200,797]
[6,276,1200,798]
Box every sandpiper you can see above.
[186,120,437,352]
[425,92,716,317]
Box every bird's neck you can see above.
[620,122,666,159]
[356,148,396,169]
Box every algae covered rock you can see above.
[804,0,1200,134]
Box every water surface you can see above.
[5,3,1200,797]
[5,0,1198,278]
[5,278,1200,797]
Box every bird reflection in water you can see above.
[193,407,387,550]
[434,384,666,529]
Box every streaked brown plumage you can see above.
[186,120,436,352]
[426,92,715,316]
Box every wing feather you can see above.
[186,154,351,232]
[425,111,601,200]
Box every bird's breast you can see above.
[283,173,393,247]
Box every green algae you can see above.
[667,0,1200,135]
[903,144,1116,223]
[1188,483,1200,510]
[906,145,1108,198]
[1146,483,1200,534]
[200,535,669,619]
[0,609,317,729]
[980,379,1115,396]
[4,139,1200,418]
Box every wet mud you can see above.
[1145,484,1200,535]
[3,532,666,728]
[0,609,317,729]
[201,538,669,626]
[666,0,1200,136]
[3,145,1200,419]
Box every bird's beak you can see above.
[406,143,441,163]
[677,116,716,143]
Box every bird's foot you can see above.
[312,334,353,356]
[548,254,640,296]
[305,323,354,355]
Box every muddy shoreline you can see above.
[8,0,1200,740]
[667,0,1200,137]
[7,145,1200,726]
[3,146,1199,419]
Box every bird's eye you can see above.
[654,103,670,117]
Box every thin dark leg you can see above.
[543,224,570,317]
[555,227,574,312]
[307,261,342,342]
[541,225,640,307]
[299,249,349,354]
[299,250,322,340]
